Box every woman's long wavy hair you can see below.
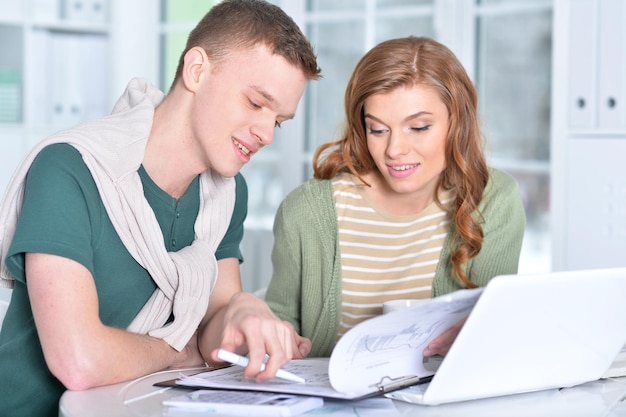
[313,36,489,288]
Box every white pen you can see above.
[216,349,306,383]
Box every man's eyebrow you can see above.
[251,85,295,120]
[251,85,277,104]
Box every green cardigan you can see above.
[265,168,526,357]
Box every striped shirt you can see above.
[333,174,454,339]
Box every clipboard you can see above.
[155,358,433,401]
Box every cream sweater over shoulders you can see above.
[0,78,234,350]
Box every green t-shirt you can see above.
[0,143,247,417]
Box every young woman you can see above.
[265,36,525,358]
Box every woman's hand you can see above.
[423,317,467,357]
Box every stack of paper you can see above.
[163,390,323,417]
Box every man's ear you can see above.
[181,46,209,92]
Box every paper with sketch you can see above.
[177,358,356,400]
[174,288,483,399]
[328,287,483,396]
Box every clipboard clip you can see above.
[370,374,431,393]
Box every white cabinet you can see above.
[564,138,626,269]
[0,0,111,194]
[567,0,626,131]
[551,0,626,271]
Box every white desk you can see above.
[60,369,626,417]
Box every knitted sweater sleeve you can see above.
[265,179,341,357]
[265,186,308,333]
[433,167,526,296]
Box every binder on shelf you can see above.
[26,27,109,129]
[61,0,86,21]
[61,0,108,23]
[31,0,60,21]
[80,33,108,120]
[567,0,596,130]
[45,32,108,128]
[49,32,84,127]
[0,69,22,124]
[85,0,108,23]
[597,0,625,130]
[26,28,51,126]
[0,0,24,20]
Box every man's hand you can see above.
[197,259,311,382]
[210,292,311,382]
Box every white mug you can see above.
[382,298,429,314]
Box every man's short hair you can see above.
[171,0,320,90]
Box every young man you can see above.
[0,1,321,415]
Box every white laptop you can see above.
[385,267,626,405]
